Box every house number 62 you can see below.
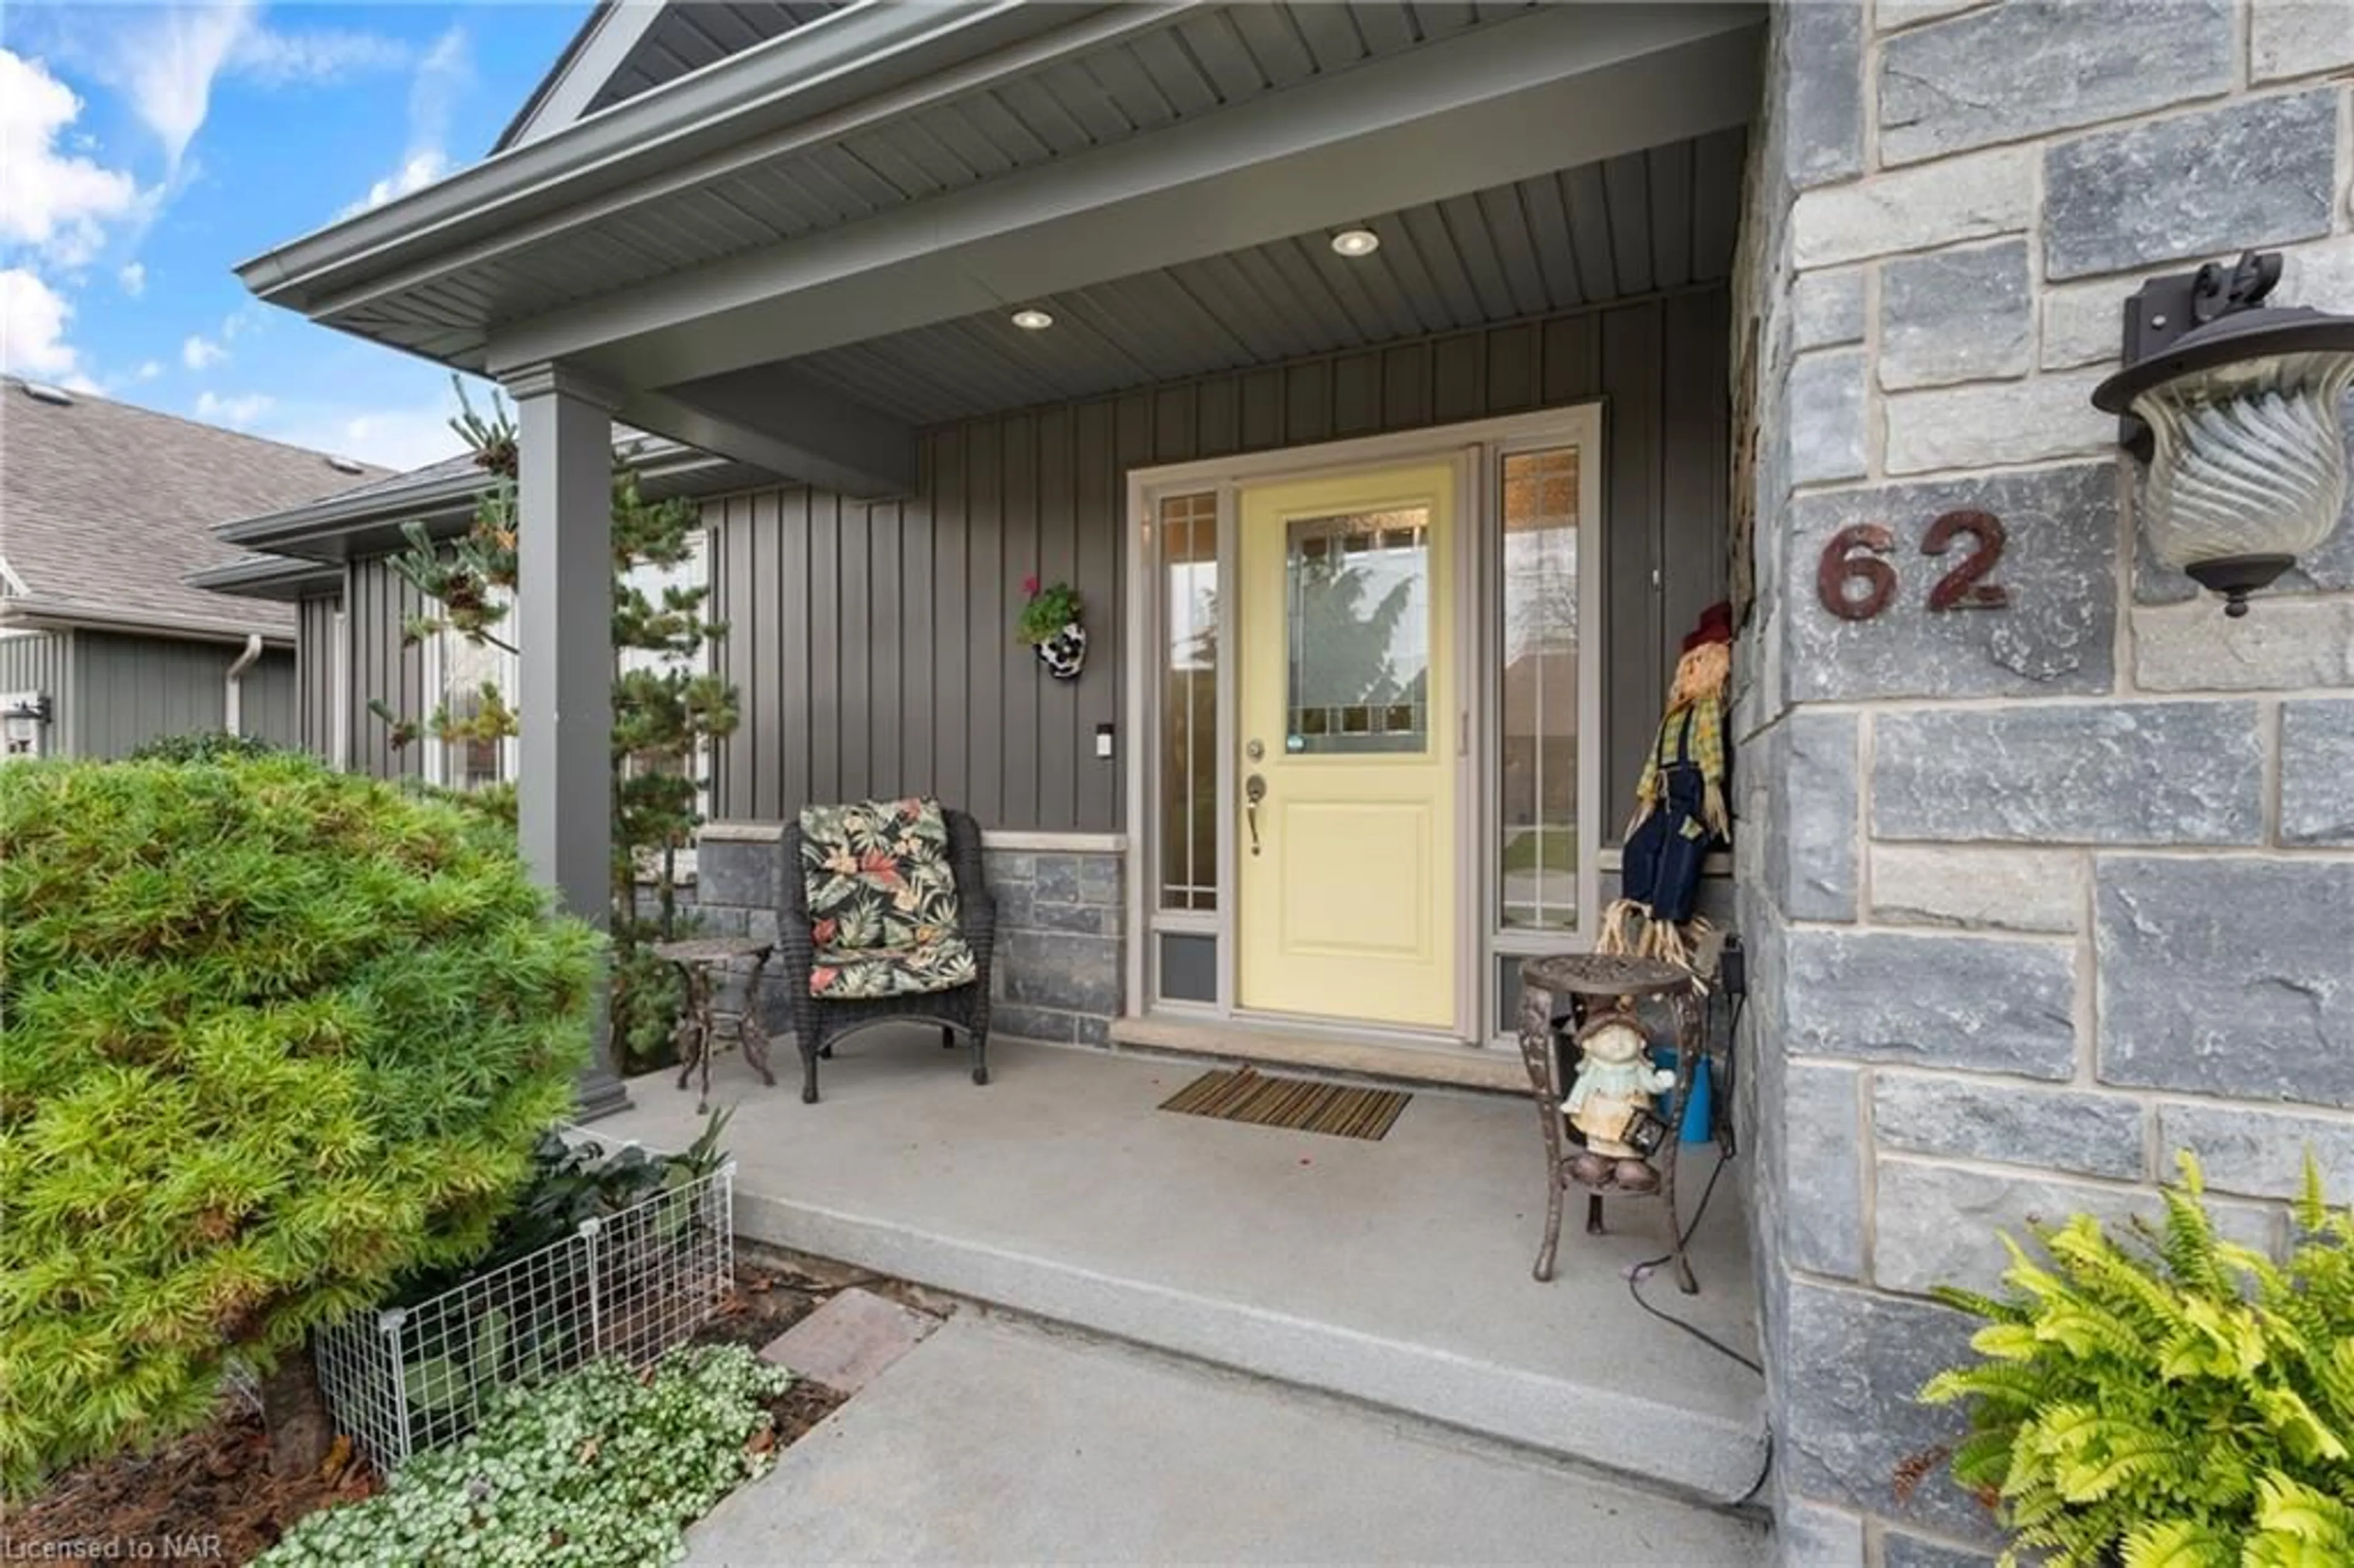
[1816,510,2009,622]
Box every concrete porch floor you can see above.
[593,1030,1767,1502]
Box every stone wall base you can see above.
[671,833,1127,1049]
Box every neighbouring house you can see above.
[0,376,390,760]
[215,3,2354,1562]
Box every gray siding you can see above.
[709,287,1731,833]
[297,593,341,762]
[67,631,295,759]
[0,630,72,753]
[240,649,299,750]
[343,557,429,780]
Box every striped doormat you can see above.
[1158,1066,1411,1141]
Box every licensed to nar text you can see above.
[1,1538,225,1562]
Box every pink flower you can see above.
[1023,574,1040,596]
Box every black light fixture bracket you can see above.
[2109,250,2284,461]
[2,694,54,724]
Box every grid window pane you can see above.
[438,628,514,791]
[1283,508,1431,756]
[1160,493,1219,912]
[1499,447,1580,930]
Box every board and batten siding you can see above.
[69,631,296,759]
[341,557,430,780]
[0,630,72,754]
[708,287,1731,834]
[295,593,341,761]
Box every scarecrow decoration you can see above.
[1600,601,1732,969]
[1562,1003,1675,1192]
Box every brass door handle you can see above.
[1244,774,1266,856]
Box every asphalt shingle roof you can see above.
[0,378,391,636]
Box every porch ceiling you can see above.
[243,0,1759,496]
[295,1,1558,365]
[755,126,1746,428]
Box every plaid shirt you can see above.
[1634,691,1727,810]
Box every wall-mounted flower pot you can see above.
[1036,622,1087,680]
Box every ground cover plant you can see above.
[1921,1155,2354,1567]
[4,1249,858,1563]
[255,1344,793,1568]
[0,752,596,1494]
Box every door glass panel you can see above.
[1283,508,1430,755]
[1499,447,1580,929]
[1160,492,1219,911]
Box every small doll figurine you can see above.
[1563,1004,1675,1192]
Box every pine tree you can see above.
[370,381,741,1071]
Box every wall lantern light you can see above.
[2,693,52,757]
[2092,251,2354,617]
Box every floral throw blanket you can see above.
[797,797,978,999]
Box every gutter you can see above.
[224,633,265,736]
[212,435,738,557]
[0,596,295,649]
[186,555,343,603]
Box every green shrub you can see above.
[1921,1154,2354,1567]
[126,729,280,764]
[257,1344,792,1568]
[0,754,598,1496]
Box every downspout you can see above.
[224,633,265,736]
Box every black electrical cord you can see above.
[1614,978,1775,1510]
[1626,1147,1762,1376]
[1732,1432,1775,1509]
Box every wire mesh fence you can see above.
[313,1162,736,1473]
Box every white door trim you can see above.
[1122,405,1603,1046]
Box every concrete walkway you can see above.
[689,1312,1766,1566]
[597,1033,1766,1499]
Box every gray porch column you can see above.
[505,362,629,1120]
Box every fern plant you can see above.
[1919,1154,2354,1567]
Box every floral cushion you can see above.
[798,798,972,997]
[809,937,979,999]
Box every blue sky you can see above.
[3,2,590,470]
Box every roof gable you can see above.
[0,379,390,638]
[497,0,852,153]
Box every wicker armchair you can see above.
[777,805,994,1103]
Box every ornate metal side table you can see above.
[652,935,778,1113]
[1517,953,1709,1294]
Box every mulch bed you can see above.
[3,1248,894,1565]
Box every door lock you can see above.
[1244,773,1266,856]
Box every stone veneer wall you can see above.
[680,828,1126,1046]
[1735,5,2354,1564]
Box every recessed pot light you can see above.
[1011,308,1054,330]
[1330,227,1381,259]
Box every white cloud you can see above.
[133,359,161,382]
[340,26,470,219]
[181,334,225,370]
[0,49,142,266]
[112,3,259,172]
[340,150,451,219]
[194,389,273,427]
[229,25,411,86]
[117,260,145,296]
[0,267,82,378]
[261,401,470,473]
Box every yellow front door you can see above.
[1236,462,1457,1030]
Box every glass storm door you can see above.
[1235,463,1457,1029]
